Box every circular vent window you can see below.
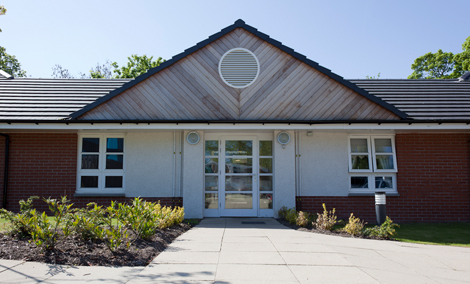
[219,48,260,88]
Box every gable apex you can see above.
[70,20,408,120]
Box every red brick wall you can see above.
[0,133,182,212]
[297,133,470,223]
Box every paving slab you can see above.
[0,259,24,273]
[215,264,298,282]
[45,266,144,283]
[279,251,350,266]
[359,267,441,284]
[288,265,378,284]
[152,251,220,264]
[219,251,285,264]
[221,241,277,252]
[0,262,66,283]
[129,263,217,283]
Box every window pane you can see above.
[105,176,123,188]
[260,176,273,191]
[81,176,98,188]
[351,177,368,188]
[205,176,218,191]
[81,155,99,169]
[375,139,392,153]
[225,158,252,173]
[205,193,218,209]
[205,158,218,173]
[225,140,253,156]
[225,176,253,191]
[350,139,368,153]
[351,155,369,169]
[225,193,252,209]
[260,193,273,209]
[375,177,393,189]
[205,140,219,156]
[106,155,123,169]
[259,141,272,156]
[82,138,99,152]
[259,158,273,173]
[376,155,394,170]
[107,138,124,153]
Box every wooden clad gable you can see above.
[79,28,400,121]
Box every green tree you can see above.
[408,36,470,79]
[112,55,165,78]
[0,46,26,77]
[89,60,113,79]
[0,5,6,32]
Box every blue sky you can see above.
[1,0,468,79]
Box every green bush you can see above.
[296,211,314,227]
[0,196,38,237]
[278,206,289,219]
[285,208,298,225]
[343,213,366,236]
[313,203,337,231]
[66,203,105,240]
[364,216,399,239]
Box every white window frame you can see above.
[348,135,397,194]
[76,134,125,195]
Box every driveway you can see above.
[0,218,469,283]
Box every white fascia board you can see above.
[1,122,470,131]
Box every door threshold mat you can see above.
[241,221,266,224]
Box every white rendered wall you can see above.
[125,132,179,197]
[300,131,349,196]
[273,130,296,216]
[182,130,204,219]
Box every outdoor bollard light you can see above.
[375,192,386,225]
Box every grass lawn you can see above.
[394,223,470,247]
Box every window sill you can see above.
[348,192,400,197]
[74,192,126,197]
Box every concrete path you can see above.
[0,218,469,283]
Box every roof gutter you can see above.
[0,119,470,124]
[0,133,10,209]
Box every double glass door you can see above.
[204,136,273,217]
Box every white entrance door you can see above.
[220,136,258,217]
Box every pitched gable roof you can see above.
[70,19,407,120]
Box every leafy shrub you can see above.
[296,211,314,227]
[154,203,185,229]
[314,203,337,231]
[103,201,130,252]
[278,206,289,219]
[66,203,105,240]
[115,198,157,240]
[30,196,73,250]
[0,196,38,237]
[343,213,366,236]
[285,208,298,225]
[364,216,399,239]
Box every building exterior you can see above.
[0,20,469,222]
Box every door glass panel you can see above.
[260,176,273,191]
[376,155,394,170]
[259,141,272,156]
[205,158,218,173]
[225,193,252,209]
[205,193,218,209]
[351,155,369,169]
[259,158,272,173]
[351,176,368,188]
[225,140,253,156]
[82,155,99,169]
[350,139,368,153]
[205,176,218,191]
[225,158,252,173]
[225,176,253,191]
[205,140,219,156]
[374,139,392,153]
[260,193,273,209]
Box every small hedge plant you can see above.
[0,196,185,252]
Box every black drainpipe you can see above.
[0,133,10,209]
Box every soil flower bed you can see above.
[0,223,192,266]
